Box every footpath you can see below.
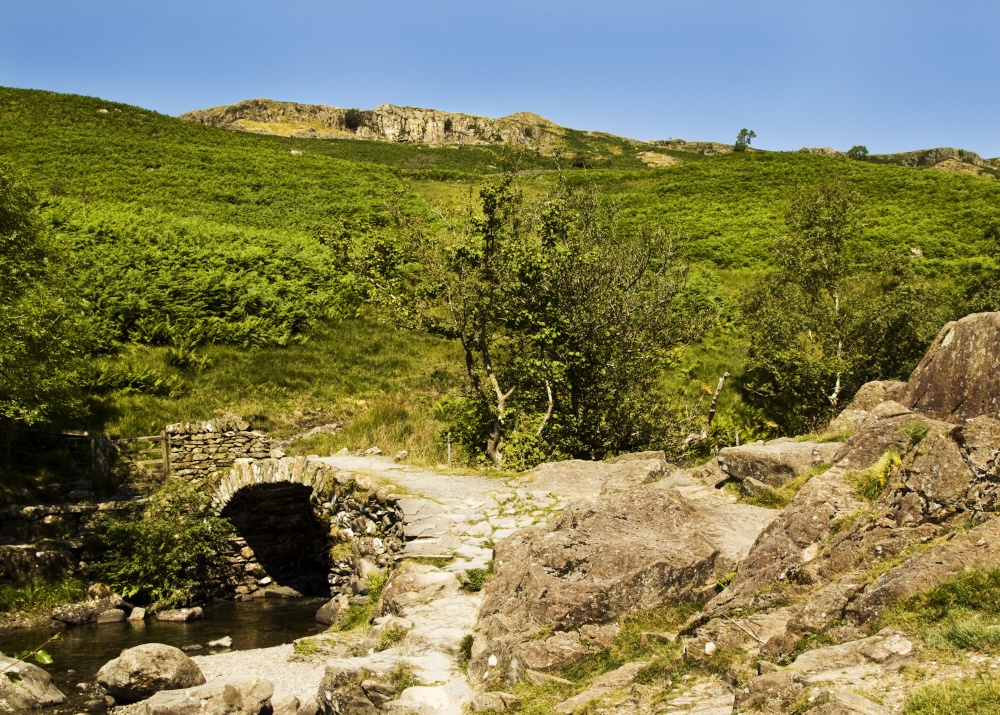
[193,454,573,715]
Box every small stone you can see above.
[207,636,233,648]
[181,644,203,653]
[394,450,409,461]
[128,606,146,622]
[704,641,717,656]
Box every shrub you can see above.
[89,480,234,609]
[343,108,366,132]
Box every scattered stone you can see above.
[155,607,204,622]
[208,636,233,648]
[264,586,304,599]
[472,691,519,712]
[182,644,204,653]
[96,643,206,702]
[143,676,273,715]
[128,606,146,622]
[96,608,127,623]
[393,450,408,462]
[52,595,127,625]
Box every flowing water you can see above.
[0,597,326,712]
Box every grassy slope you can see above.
[2,86,998,458]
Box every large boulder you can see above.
[97,643,206,702]
[901,311,1000,423]
[717,439,840,488]
[0,656,66,710]
[471,478,775,684]
[143,676,273,715]
[828,380,907,433]
[517,452,668,499]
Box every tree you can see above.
[740,181,944,433]
[734,128,757,152]
[847,145,869,160]
[353,173,713,466]
[0,162,88,470]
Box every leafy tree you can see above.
[734,128,757,152]
[343,108,366,132]
[354,174,713,466]
[0,162,88,470]
[847,145,869,160]
[740,181,944,433]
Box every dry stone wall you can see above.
[166,419,271,486]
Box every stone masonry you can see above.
[166,419,271,485]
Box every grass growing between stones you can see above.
[0,577,86,615]
[850,447,903,502]
[881,569,1000,653]
[744,462,831,509]
[904,675,1000,714]
[337,571,389,631]
[504,603,724,715]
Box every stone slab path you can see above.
[195,455,574,715]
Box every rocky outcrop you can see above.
[97,643,206,702]
[180,99,567,151]
[143,676,273,715]
[716,439,839,488]
[470,468,775,684]
[0,656,66,710]
[901,312,1000,423]
[516,451,668,498]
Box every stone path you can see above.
[195,455,573,715]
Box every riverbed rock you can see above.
[97,643,206,702]
[143,676,273,715]
[0,656,66,710]
[315,595,350,626]
[471,482,774,684]
[901,311,1000,422]
[717,440,839,487]
[52,594,128,625]
[97,608,128,623]
[155,607,204,622]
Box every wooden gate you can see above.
[113,432,172,479]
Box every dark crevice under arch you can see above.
[221,482,332,596]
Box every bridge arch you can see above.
[209,457,406,597]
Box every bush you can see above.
[89,480,234,609]
[343,108,366,132]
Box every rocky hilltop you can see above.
[180,99,597,153]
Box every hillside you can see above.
[2,86,1000,460]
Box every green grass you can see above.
[337,571,389,631]
[0,577,86,615]
[745,463,831,509]
[882,569,1000,654]
[96,317,461,453]
[850,448,903,502]
[905,676,1000,714]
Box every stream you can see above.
[0,597,326,712]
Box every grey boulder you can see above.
[0,656,66,710]
[97,643,206,702]
[143,676,273,715]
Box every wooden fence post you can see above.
[161,430,172,478]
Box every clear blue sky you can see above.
[4,1,998,156]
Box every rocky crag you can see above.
[181,99,579,152]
